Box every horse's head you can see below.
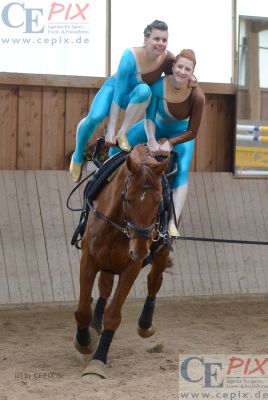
[123,145,170,262]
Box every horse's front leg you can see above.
[74,247,98,355]
[82,262,141,379]
[138,244,169,338]
[91,271,115,335]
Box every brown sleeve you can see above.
[163,51,175,76]
[169,87,205,146]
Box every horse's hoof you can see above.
[137,324,156,338]
[82,359,107,380]
[73,327,99,355]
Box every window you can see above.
[3,0,267,83]
[111,0,233,83]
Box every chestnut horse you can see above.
[74,144,171,379]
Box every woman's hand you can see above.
[147,138,160,154]
[159,138,172,155]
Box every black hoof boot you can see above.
[74,326,98,355]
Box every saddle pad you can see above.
[84,150,129,205]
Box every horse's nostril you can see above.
[129,250,137,261]
[130,250,143,262]
[129,248,150,262]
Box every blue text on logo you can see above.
[2,2,44,33]
[180,356,224,388]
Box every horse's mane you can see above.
[129,144,165,189]
[130,144,157,165]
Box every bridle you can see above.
[87,175,161,241]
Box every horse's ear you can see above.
[126,155,138,174]
[153,155,170,177]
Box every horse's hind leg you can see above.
[91,271,114,335]
[138,244,169,338]
[74,248,98,354]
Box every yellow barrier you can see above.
[236,146,268,168]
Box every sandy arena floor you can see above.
[0,295,268,400]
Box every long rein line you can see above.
[176,236,268,246]
[170,188,268,246]
[66,169,268,246]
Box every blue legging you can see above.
[73,77,152,163]
[109,119,195,189]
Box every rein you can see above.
[87,203,159,239]
[67,166,268,248]
[66,170,96,212]
[176,236,268,245]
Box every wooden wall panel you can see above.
[196,94,218,171]
[65,88,89,168]
[237,88,250,120]
[0,86,18,169]
[216,95,235,171]
[2,170,268,304]
[238,88,268,121]
[41,87,66,169]
[0,79,236,172]
[18,86,42,169]
[261,90,268,120]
